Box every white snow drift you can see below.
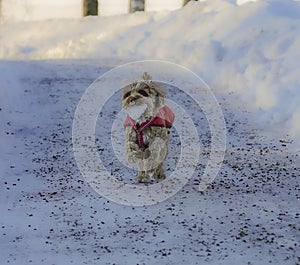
[0,0,300,146]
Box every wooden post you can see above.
[129,0,145,13]
[183,0,191,6]
[83,0,98,16]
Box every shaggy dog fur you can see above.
[122,73,173,183]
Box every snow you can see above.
[236,0,258,5]
[99,0,129,16]
[0,1,299,264]
[145,0,183,12]
[0,0,82,21]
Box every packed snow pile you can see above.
[1,0,300,146]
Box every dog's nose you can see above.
[130,97,138,103]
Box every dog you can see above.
[122,73,175,183]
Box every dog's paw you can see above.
[136,173,149,183]
[153,170,166,180]
[152,165,166,180]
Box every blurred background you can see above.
[0,0,192,21]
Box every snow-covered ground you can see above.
[0,0,299,264]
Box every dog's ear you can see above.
[153,82,166,108]
[121,79,138,100]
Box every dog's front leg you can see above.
[127,145,150,182]
[125,128,151,160]
[144,136,168,179]
[136,159,150,183]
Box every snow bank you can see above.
[145,0,183,11]
[1,0,300,145]
[0,0,82,21]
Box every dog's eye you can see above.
[137,90,149,97]
[123,91,131,99]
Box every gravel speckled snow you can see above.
[1,60,299,265]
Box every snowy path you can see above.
[0,60,299,265]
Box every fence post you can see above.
[129,0,145,13]
[83,0,98,16]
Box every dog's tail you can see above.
[142,72,152,81]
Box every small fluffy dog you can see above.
[122,73,174,183]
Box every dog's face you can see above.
[122,80,166,119]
